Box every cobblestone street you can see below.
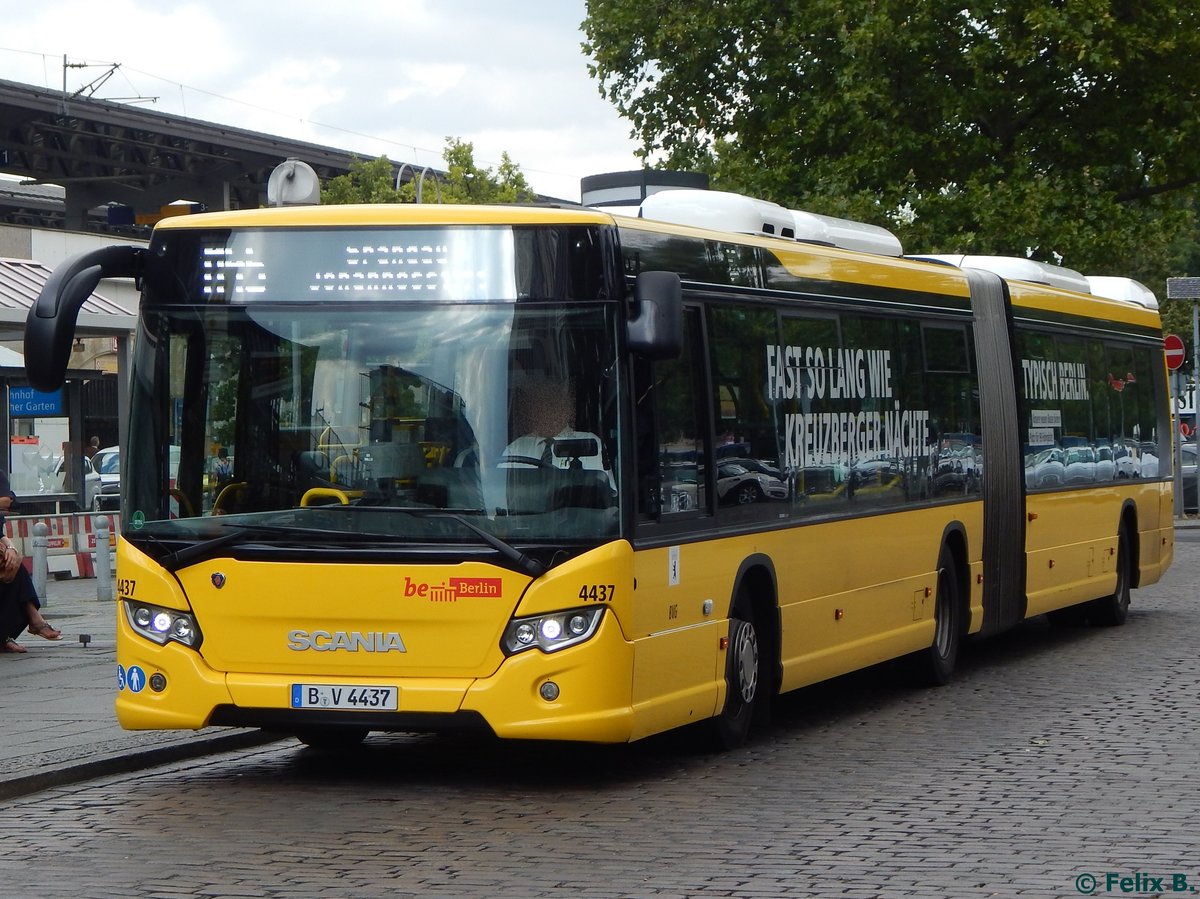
[1,532,1196,898]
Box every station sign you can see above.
[9,386,63,417]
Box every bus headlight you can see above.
[501,607,603,655]
[123,600,203,649]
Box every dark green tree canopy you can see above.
[583,0,1200,289]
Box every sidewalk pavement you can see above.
[3,517,1200,801]
[0,572,279,802]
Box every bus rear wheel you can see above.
[706,593,762,750]
[1088,528,1132,627]
[911,546,962,686]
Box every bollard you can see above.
[94,515,113,602]
[32,521,49,605]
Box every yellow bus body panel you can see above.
[116,632,235,730]
[461,614,635,742]
[171,558,531,679]
[625,503,985,740]
[1024,481,1174,617]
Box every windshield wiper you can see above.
[156,522,385,571]
[156,510,546,578]
[422,511,546,578]
[157,525,252,572]
[342,506,546,578]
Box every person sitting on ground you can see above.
[0,470,61,653]
[0,538,61,653]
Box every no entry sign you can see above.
[1164,334,1186,370]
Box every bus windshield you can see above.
[124,299,623,553]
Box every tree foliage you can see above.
[321,155,405,205]
[321,137,534,205]
[583,0,1200,295]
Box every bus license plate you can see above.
[291,684,398,711]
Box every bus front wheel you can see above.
[706,593,763,749]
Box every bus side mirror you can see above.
[24,245,143,391]
[627,270,682,360]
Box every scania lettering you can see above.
[287,631,407,653]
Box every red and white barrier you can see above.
[74,513,121,577]
[6,512,122,579]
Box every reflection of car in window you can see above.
[717,460,788,505]
[798,464,847,499]
[933,436,980,494]
[1139,442,1160,478]
[1024,447,1065,488]
[1094,444,1115,482]
[1063,444,1097,484]
[852,455,906,494]
[1113,440,1140,479]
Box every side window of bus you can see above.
[1018,331,1162,488]
[919,320,981,500]
[1126,345,1163,477]
[1057,338,1096,485]
[1017,330,1063,489]
[1086,339,1113,482]
[779,314,845,511]
[709,305,787,520]
[635,307,708,519]
[842,314,914,508]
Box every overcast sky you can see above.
[0,0,646,201]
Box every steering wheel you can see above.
[499,455,551,468]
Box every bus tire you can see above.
[706,592,763,750]
[1088,527,1132,627]
[911,546,962,686]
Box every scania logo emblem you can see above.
[287,630,407,653]
[211,572,227,589]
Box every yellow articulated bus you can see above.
[25,184,1174,749]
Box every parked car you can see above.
[90,445,121,511]
[53,454,101,511]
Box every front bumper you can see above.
[115,610,637,743]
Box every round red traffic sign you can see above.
[1164,334,1186,370]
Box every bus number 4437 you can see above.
[579,584,615,602]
